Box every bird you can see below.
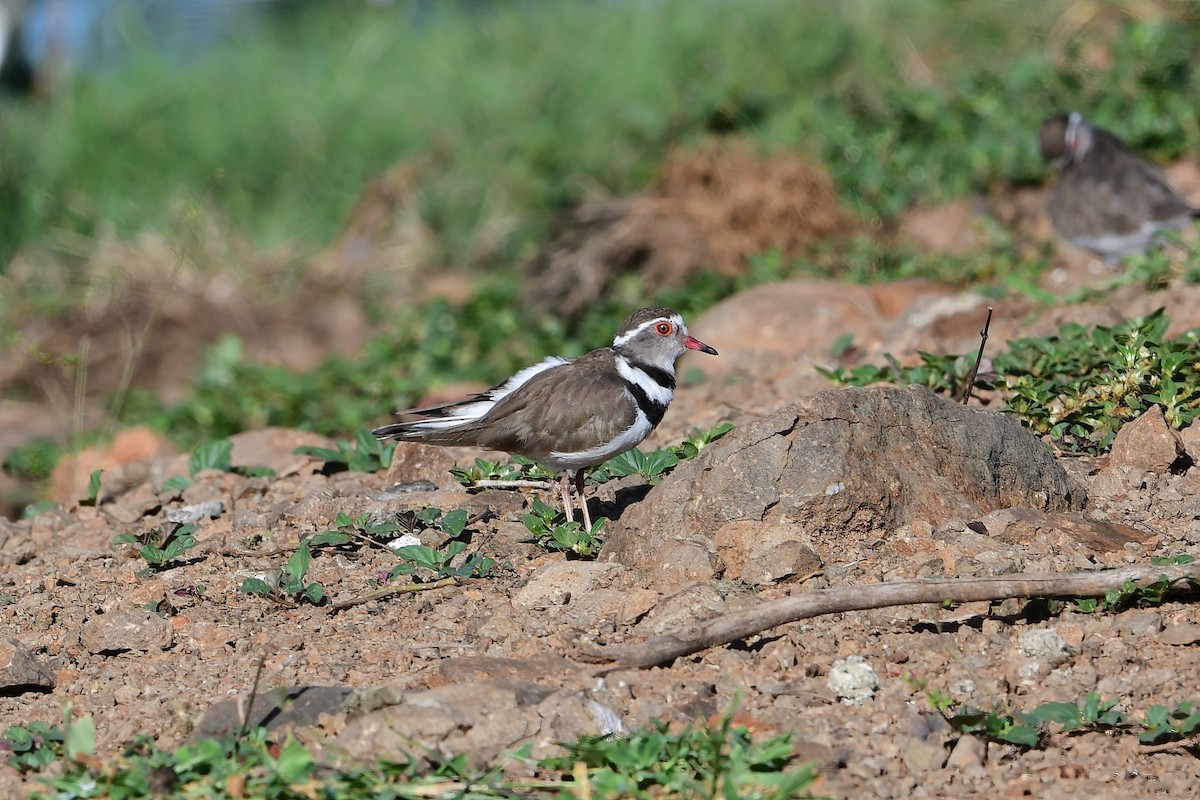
[373,307,718,531]
[1039,111,1198,263]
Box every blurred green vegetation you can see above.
[3,0,1200,485]
[2,1,1198,263]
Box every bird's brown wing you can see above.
[444,350,641,461]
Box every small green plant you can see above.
[826,311,1200,454]
[450,457,526,486]
[79,469,103,507]
[240,540,327,606]
[543,712,822,800]
[113,522,199,573]
[1022,692,1126,734]
[2,709,94,774]
[294,428,395,473]
[389,540,496,581]
[2,721,65,773]
[1074,554,1198,613]
[522,497,604,557]
[293,507,494,587]
[942,704,1042,748]
[589,422,735,485]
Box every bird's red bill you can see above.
[684,336,718,355]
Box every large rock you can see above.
[603,386,1084,583]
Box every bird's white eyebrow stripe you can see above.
[611,314,685,347]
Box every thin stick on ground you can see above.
[580,562,1200,670]
[961,306,994,405]
[330,576,458,612]
[472,479,553,490]
[238,652,268,740]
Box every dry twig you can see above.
[330,577,458,612]
[961,306,994,405]
[582,562,1200,669]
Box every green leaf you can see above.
[996,724,1040,747]
[309,531,352,547]
[274,737,314,783]
[81,470,103,506]
[189,440,233,477]
[233,464,276,478]
[240,578,273,595]
[396,545,443,570]
[303,583,326,606]
[64,716,95,761]
[1026,701,1082,729]
[293,445,343,462]
[160,475,190,493]
[439,509,469,537]
[285,541,312,582]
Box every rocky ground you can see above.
[5,151,1200,797]
[5,272,1200,798]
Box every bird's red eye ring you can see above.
[655,322,673,336]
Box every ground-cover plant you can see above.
[521,498,604,558]
[2,712,821,799]
[926,689,1200,750]
[113,522,199,574]
[294,428,396,473]
[543,713,823,800]
[826,309,1200,453]
[240,539,327,606]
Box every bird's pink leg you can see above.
[574,469,593,532]
[559,472,575,524]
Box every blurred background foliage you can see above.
[1,0,1199,488]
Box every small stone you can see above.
[828,655,879,705]
[166,500,226,524]
[79,610,174,654]
[946,734,987,770]
[1159,623,1200,646]
[1107,406,1182,474]
[1018,628,1068,659]
[0,639,55,692]
[902,735,946,772]
[512,562,624,609]
[1115,612,1163,638]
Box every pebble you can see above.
[79,609,174,654]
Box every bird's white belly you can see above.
[544,409,653,472]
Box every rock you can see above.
[513,562,624,608]
[386,442,458,484]
[604,386,1084,579]
[49,426,176,504]
[902,735,947,772]
[336,682,615,769]
[979,508,1154,552]
[434,655,580,687]
[1017,628,1069,659]
[1179,422,1200,463]
[828,655,879,705]
[0,639,55,693]
[1114,612,1163,638]
[900,199,986,256]
[191,686,358,740]
[1159,623,1200,646]
[79,609,174,655]
[166,500,226,524]
[229,428,334,477]
[1107,406,1183,474]
[712,520,822,585]
[946,734,987,770]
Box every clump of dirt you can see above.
[525,140,858,318]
